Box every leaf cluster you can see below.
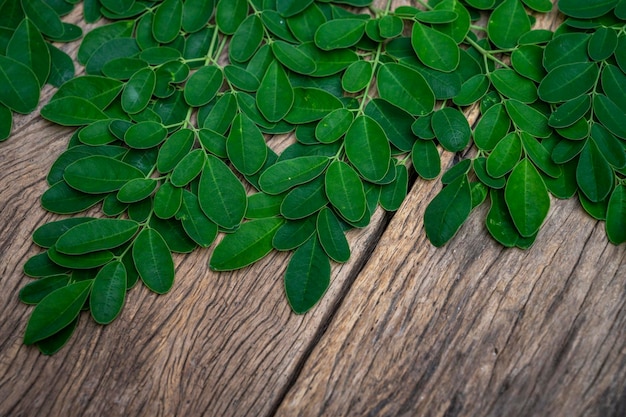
[13,0,626,354]
[0,0,80,140]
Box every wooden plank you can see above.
[275,4,626,414]
[0,4,393,417]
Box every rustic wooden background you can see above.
[1,2,625,416]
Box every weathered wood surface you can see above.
[1,2,625,417]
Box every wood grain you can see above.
[1,2,624,417]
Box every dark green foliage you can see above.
[14,0,626,353]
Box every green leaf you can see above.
[316,207,350,263]
[19,275,71,305]
[588,27,618,61]
[262,10,298,43]
[490,69,538,103]
[297,42,358,77]
[379,164,408,211]
[225,113,268,176]
[558,0,618,18]
[414,10,458,24]
[154,182,183,218]
[41,181,105,214]
[424,174,472,247]
[210,217,284,270]
[411,22,459,72]
[90,261,126,324]
[257,60,294,123]
[55,219,139,255]
[224,65,260,92]
[124,121,167,149]
[229,14,263,63]
[505,100,551,138]
[176,190,218,247]
[314,19,365,50]
[85,37,140,75]
[606,184,626,244]
[601,65,626,113]
[474,157,506,189]
[21,0,65,38]
[0,103,12,141]
[325,160,367,223]
[557,117,590,140]
[277,0,315,17]
[215,0,248,35]
[548,94,591,128]
[505,158,550,237]
[184,65,223,107]
[100,0,135,14]
[522,0,553,12]
[510,45,546,83]
[259,156,330,195]
[364,99,415,151]
[41,96,108,126]
[7,18,50,86]
[245,192,284,219]
[78,20,134,64]
[377,63,435,116]
[47,43,74,88]
[431,107,471,152]
[486,188,523,247]
[520,132,561,178]
[23,280,92,345]
[593,94,626,140]
[198,154,247,229]
[169,149,205,188]
[149,216,196,253]
[198,128,227,158]
[133,228,175,294]
[543,33,590,72]
[315,108,353,144]
[284,236,330,314]
[273,217,317,251]
[345,115,391,182]
[64,155,145,194]
[453,74,490,106]
[591,123,626,169]
[378,15,403,39]
[117,178,158,203]
[23,252,68,278]
[286,3,326,42]
[487,132,523,178]
[153,0,183,43]
[551,138,586,164]
[538,62,599,103]
[157,129,195,173]
[342,60,372,93]
[576,140,614,202]
[284,87,343,124]
[121,68,155,114]
[52,75,123,109]
[487,0,531,49]
[271,41,317,75]
[442,159,472,185]
[280,176,329,220]
[182,0,215,33]
[412,139,441,180]
[33,218,96,248]
[0,55,40,114]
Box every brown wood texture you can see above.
[1,2,625,417]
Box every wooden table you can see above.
[1,2,624,416]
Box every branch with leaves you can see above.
[4,0,625,354]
